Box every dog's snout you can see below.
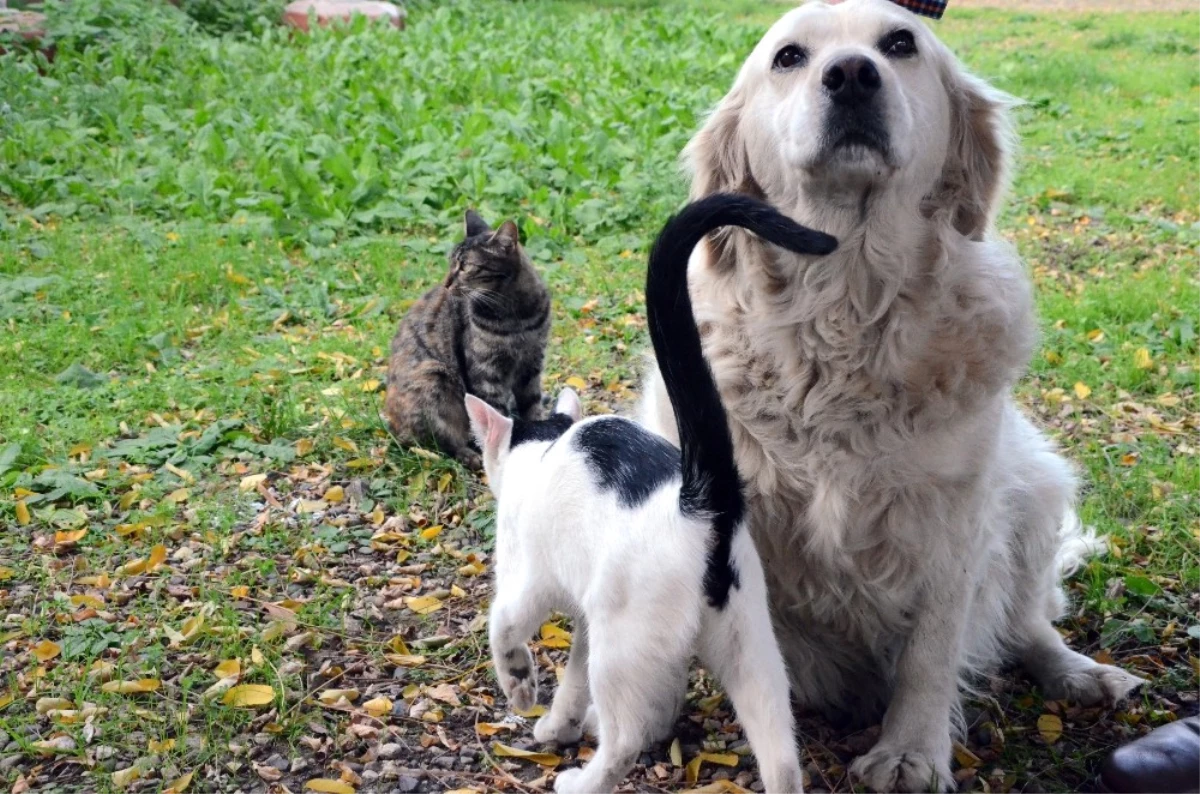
[822,56,881,105]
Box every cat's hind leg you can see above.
[534,622,595,745]
[699,533,805,794]
[553,612,692,793]
[489,585,549,713]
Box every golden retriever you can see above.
[637,1,1144,790]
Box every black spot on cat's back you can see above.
[510,413,574,448]
[574,418,680,508]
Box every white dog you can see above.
[638,1,1144,790]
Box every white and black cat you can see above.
[464,194,837,794]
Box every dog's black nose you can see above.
[822,56,881,105]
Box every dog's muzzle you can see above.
[820,55,891,157]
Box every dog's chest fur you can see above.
[687,232,1032,666]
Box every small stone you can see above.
[290,757,309,773]
[376,742,403,760]
[264,753,289,772]
[396,774,421,792]
[380,761,402,780]
[94,745,117,761]
[0,755,22,772]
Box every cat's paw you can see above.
[459,451,483,471]
[552,768,586,794]
[503,674,536,713]
[534,713,584,745]
[850,743,953,793]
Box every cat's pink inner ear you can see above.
[486,411,513,454]
[464,395,492,446]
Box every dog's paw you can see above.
[552,768,585,794]
[1044,663,1145,707]
[850,744,953,793]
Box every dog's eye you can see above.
[772,44,808,71]
[879,29,917,59]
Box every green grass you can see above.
[1,1,1197,792]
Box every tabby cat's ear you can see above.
[464,210,490,238]
[494,220,521,247]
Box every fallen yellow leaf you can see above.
[491,743,561,767]
[164,488,190,504]
[230,585,249,599]
[475,721,515,736]
[405,596,443,615]
[213,659,241,679]
[148,738,176,753]
[692,781,751,793]
[317,688,360,705]
[539,622,571,649]
[362,696,392,718]
[147,543,167,571]
[31,736,76,754]
[384,653,427,667]
[457,561,486,577]
[54,528,87,547]
[332,437,358,453]
[296,438,315,456]
[419,525,443,541]
[32,640,61,663]
[1134,347,1153,370]
[669,737,683,767]
[15,500,30,526]
[1,692,18,711]
[305,780,356,794]
[77,573,111,588]
[324,485,345,503]
[102,679,161,695]
[1073,382,1091,400]
[164,770,195,793]
[112,766,142,788]
[685,752,740,784]
[565,376,587,391]
[222,684,275,708]
[70,594,104,609]
[1037,713,1063,744]
[239,473,267,491]
[36,697,74,715]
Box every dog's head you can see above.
[688,0,1012,239]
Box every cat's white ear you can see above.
[494,220,520,247]
[464,395,512,457]
[554,388,582,422]
[465,210,490,238]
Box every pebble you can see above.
[94,745,117,761]
[264,753,289,771]
[396,774,421,792]
[0,755,22,772]
[290,757,309,774]
[376,742,403,760]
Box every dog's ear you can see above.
[938,65,1015,240]
[683,85,762,200]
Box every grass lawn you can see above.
[1,1,1196,792]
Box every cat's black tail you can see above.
[645,193,837,609]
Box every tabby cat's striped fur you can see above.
[384,211,550,468]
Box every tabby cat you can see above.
[384,210,551,469]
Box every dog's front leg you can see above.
[850,558,973,793]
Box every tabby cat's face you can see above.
[448,211,523,291]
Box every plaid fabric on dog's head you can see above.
[887,0,947,19]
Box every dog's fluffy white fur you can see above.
[637,1,1144,790]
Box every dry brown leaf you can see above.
[239,473,267,491]
[35,697,74,714]
[317,688,360,705]
[383,653,427,667]
[492,743,561,767]
[112,766,142,788]
[31,735,76,754]
[426,683,461,706]
[692,781,751,793]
